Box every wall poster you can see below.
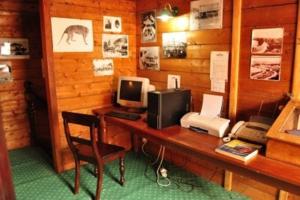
[0,62,12,83]
[250,55,281,81]
[162,32,187,58]
[0,38,30,59]
[141,11,156,43]
[139,47,160,70]
[103,16,122,33]
[51,17,93,52]
[102,34,128,58]
[93,59,114,76]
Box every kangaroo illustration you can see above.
[57,25,89,45]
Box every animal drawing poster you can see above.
[102,34,128,58]
[51,17,93,52]
[251,28,284,54]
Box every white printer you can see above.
[180,94,230,138]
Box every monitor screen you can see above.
[119,80,142,102]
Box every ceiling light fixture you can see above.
[157,4,179,22]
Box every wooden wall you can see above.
[47,0,137,170]
[237,0,297,120]
[0,0,44,150]
[136,0,232,114]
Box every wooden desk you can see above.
[93,107,300,196]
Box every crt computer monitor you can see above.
[117,76,151,109]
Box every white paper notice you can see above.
[93,59,114,76]
[200,94,223,118]
[210,51,229,80]
[211,79,225,93]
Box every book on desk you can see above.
[215,139,262,163]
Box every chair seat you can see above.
[76,142,126,163]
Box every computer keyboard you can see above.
[105,111,141,121]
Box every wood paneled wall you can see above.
[136,0,232,114]
[0,0,44,150]
[47,0,137,170]
[237,0,297,120]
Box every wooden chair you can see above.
[62,111,125,200]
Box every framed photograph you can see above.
[162,32,187,58]
[93,59,114,76]
[51,17,93,52]
[0,62,12,83]
[102,34,128,58]
[190,0,223,30]
[103,16,122,33]
[141,11,156,43]
[139,47,160,70]
[251,28,284,54]
[250,55,281,81]
[0,38,29,59]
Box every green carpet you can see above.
[9,147,249,200]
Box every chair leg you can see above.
[95,166,103,200]
[119,156,125,186]
[74,159,80,194]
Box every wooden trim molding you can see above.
[39,0,62,172]
[229,0,242,123]
[292,2,300,101]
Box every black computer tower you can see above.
[147,89,191,129]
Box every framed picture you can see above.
[162,32,187,58]
[250,55,281,81]
[103,16,122,33]
[139,47,160,70]
[51,17,93,52]
[0,62,12,83]
[93,59,114,76]
[0,38,30,59]
[251,28,284,54]
[190,0,223,30]
[102,34,128,58]
[141,11,156,43]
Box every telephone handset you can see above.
[223,118,271,144]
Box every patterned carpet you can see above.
[9,147,249,200]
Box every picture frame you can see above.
[139,47,160,70]
[141,11,157,43]
[103,16,122,33]
[0,38,30,59]
[190,0,223,30]
[93,59,114,76]
[251,28,284,55]
[250,55,281,81]
[0,62,12,83]
[162,32,187,58]
[102,34,129,58]
[51,17,93,52]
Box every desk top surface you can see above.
[93,106,300,194]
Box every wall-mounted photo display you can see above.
[250,55,281,81]
[251,28,284,54]
[190,0,223,30]
[162,32,187,58]
[141,11,156,43]
[102,34,128,58]
[139,47,160,70]
[0,38,30,59]
[93,59,114,76]
[103,16,122,33]
[0,62,12,83]
[51,17,93,52]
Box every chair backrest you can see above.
[62,111,101,164]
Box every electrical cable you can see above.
[156,146,171,187]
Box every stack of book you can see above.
[215,139,262,163]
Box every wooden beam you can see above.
[292,1,300,101]
[229,0,242,122]
[39,0,62,172]
[278,190,289,200]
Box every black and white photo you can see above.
[103,16,122,33]
[0,38,29,59]
[190,0,223,30]
[139,47,160,70]
[51,17,93,52]
[141,11,156,43]
[93,59,114,76]
[250,56,281,81]
[251,28,284,54]
[0,62,12,83]
[162,32,187,58]
[102,34,128,58]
